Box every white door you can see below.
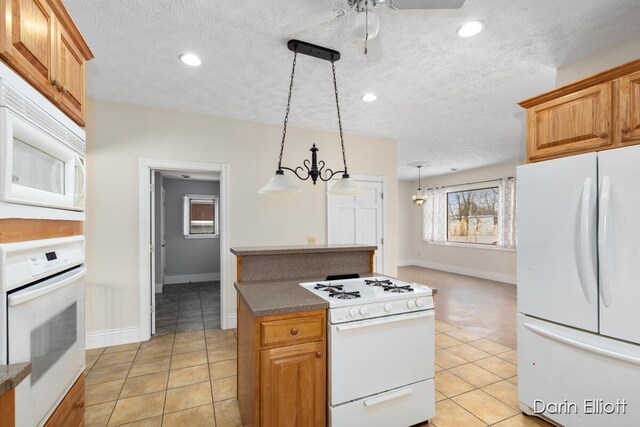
[598,145,640,345]
[150,172,156,335]
[161,185,166,287]
[517,153,598,332]
[328,178,384,273]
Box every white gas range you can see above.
[300,276,436,427]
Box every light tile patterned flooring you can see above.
[427,319,553,427]
[84,328,240,426]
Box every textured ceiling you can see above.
[65,0,640,179]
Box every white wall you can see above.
[398,162,520,284]
[163,178,220,281]
[556,35,640,86]
[84,98,398,337]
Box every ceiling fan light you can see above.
[327,174,363,195]
[352,8,381,40]
[258,171,301,194]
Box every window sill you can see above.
[184,234,220,240]
[420,240,516,252]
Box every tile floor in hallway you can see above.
[84,319,553,427]
[155,281,221,336]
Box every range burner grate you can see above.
[382,284,414,293]
[314,283,344,292]
[364,279,394,287]
[328,290,361,299]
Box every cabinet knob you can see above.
[75,400,85,409]
[315,351,322,358]
[622,126,630,134]
[51,79,63,91]
[599,132,608,139]
[290,328,299,336]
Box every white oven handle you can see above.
[363,386,413,407]
[8,267,86,306]
[335,310,433,332]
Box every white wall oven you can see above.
[0,62,86,219]
[0,236,86,427]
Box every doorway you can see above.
[327,175,387,273]
[138,159,230,342]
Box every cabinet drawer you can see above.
[44,373,85,427]
[261,315,325,347]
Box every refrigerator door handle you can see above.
[577,177,595,303]
[523,322,640,366]
[599,176,613,307]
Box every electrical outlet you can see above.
[308,237,316,245]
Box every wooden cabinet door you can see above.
[55,21,86,125]
[0,0,56,98]
[618,70,640,145]
[527,82,613,162]
[260,341,326,427]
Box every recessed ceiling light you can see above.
[361,93,377,102]
[179,53,202,67]
[456,21,485,38]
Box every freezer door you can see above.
[598,145,640,345]
[517,153,598,332]
[518,314,640,427]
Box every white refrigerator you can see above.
[517,145,640,427]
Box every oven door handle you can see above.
[335,310,434,332]
[8,267,86,306]
[363,386,413,407]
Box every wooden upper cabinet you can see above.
[55,21,86,125]
[520,58,640,162]
[0,0,93,126]
[0,0,56,98]
[526,83,613,162]
[260,340,326,427]
[618,70,640,145]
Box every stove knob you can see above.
[359,306,369,316]
[416,299,424,308]
[383,303,392,313]
[406,299,415,309]
[348,308,357,318]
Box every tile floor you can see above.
[155,282,221,336]
[85,320,553,427]
[421,319,553,427]
[84,328,239,426]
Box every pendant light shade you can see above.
[327,174,363,195]
[412,164,427,205]
[258,170,301,194]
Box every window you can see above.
[447,187,498,245]
[422,177,516,249]
[183,195,219,238]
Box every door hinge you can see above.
[150,304,154,313]
[381,238,384,245]
[150,245,155,253]
[150,185,154,192]
[381,192,384,200]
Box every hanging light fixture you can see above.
[412,164,427,205]
[259,40,362,195]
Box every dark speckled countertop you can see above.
[235,273,437,317]
[0,362,31,396]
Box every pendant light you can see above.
[412,164,427,205]
[259,40,362,195]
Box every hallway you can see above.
[155,282,221,336]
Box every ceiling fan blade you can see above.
[282,9,345,36]
[365,35,383,62]
[388,0,465,9]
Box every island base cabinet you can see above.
[260,341,326,427]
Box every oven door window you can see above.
[12,137,66,195]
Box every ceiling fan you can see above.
[282,0,466,61]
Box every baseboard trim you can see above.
[86,326,141,350]
[165,272,220,285]
[398,259,516,285]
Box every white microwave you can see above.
[0,69,86,215]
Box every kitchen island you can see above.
[0,362,31,427]
[232,244,376,427]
